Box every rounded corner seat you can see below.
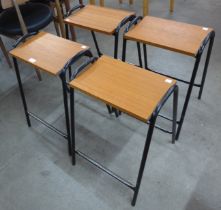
[64,5,135,35]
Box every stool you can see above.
[66,55,178,206]
[10,31,90,155]
[64,4,135,59]
[122,16,215,139]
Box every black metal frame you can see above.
[122,17,215,140]
[12,33,93,156]
[66,57,178,206]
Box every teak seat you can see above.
[122,16,215,139]
[10,31,89,75]
[10,31,90,156]
[124,16,213,57]
[64,4,135,59]
[65,4,134,35]
[67,55,178,206]
[70,55,176,122]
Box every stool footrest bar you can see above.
[28,112,68,139]
[75,149,135,190]
[158,114,180,124]
[147,67,201,87]
[147,121,173,134]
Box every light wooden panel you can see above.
[10,32,89,75]
[124,16,213,57]
[70,55,176,122]
[64,5,135,35]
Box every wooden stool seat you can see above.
[124,16,213,57]
[70,55,176,122]
[64,5,135,35]
[10,31,89,75]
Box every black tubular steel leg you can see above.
[68,66,72,81]
[119,38,129,116]
[122,38,127,62]
[60,75,72,156]
[70,88,76,165]
[175,55,202,140]
[118,38,127,116]
[91,31,102,57]
[198,35,215,99]
[65,24,69,39]
[13,57,31,127]
[113,33,121,117]
[143,44,148,69]
[114,33,119,59]
[172,86,178,144]
[137,42,143,68]
[131,116,156,206]
[106,105,112,114]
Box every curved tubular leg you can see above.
[176,54,202,140]
[13,57,31,127]
[131,115,156,206]
[60,73,72,156]
[198,33,215,99]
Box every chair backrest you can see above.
[1,0,28,34]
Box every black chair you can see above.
[0,0,53,76]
